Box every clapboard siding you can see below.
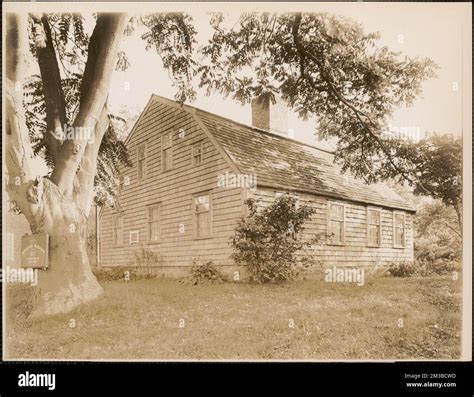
[250,188,414,266]
[100,98,244,270]
[100,95,415,276]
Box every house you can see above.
[99,94,415,277]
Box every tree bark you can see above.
[28,179,104,318]
[5,12,126,318]
[31,14,68,163]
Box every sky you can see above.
[106,2,469,146]
[6,1,470,178]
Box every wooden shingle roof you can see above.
[145,95,415,212]
[194,109,415,212]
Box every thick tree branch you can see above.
[292,13,431,194]
[5,13,45,229]
[30,13,68,163]
[75,105,109,216]
[50,13,127,196]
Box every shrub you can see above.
[129,248,162,267]
[94,267,136,281]
[387,261,417,277]
[128,248,162,278]
[94,248,162,281]
[183,261,227,285]
[231,194,318,283]
[416,258,459,277]
[414,200,461,263]
[387,259,460,278]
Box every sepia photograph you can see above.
[2,0,471,369]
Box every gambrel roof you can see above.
[129,95,415,212]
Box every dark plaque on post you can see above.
[21,233,49,269]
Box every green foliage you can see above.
[387,258,459,278]
[23,12,195,209]
[414,199,461,262]
[183,261,227,285]
[129,248,162,267]
[231,194,317,283]
[94,248,163,282]
[387,261,417,277]
[141,13,198,103]
[23,70,132,207]
[94,267,136,282]
[379,134,462,219]
[199,12,437,184]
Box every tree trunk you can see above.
[5,13,126,318]
[28,178,103,318]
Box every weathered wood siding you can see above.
[100,96,415,276]
[250,188,414,266]
[100,99,245,275]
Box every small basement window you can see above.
[328,202,345,245]
[129,230,139,245]
[393,212,406,248]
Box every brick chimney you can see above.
[251,94,289,137]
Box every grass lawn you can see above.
[4,274,462,360]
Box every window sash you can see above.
[329,219,343,244]
[330,204,344,221]
[138,144,146,160]
[192,144,202,164]
[113,215,123,246]
[147,205,160,242]
[393,213,406,247]
[367,209,381,246]
[368,224,381,246]
[138,158,145,179]
[162,147,172,171]
[196,212,210,237]
[137,144,146,179]
[194,195,210,213]
[194,193,211,238]
[162,133,172,149]
[328,203,345,244]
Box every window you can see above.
[393,212,406,248]
[162,132,173,172]
[367,208,382,247]
[328,202,345,245]
[113,213,124,246]
[192,142,203,165]
[137,143,146,180]
[147,204,160,243]
[129,230,139,245]
[194,192,211,238]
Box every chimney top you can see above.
[251,94,289,137]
